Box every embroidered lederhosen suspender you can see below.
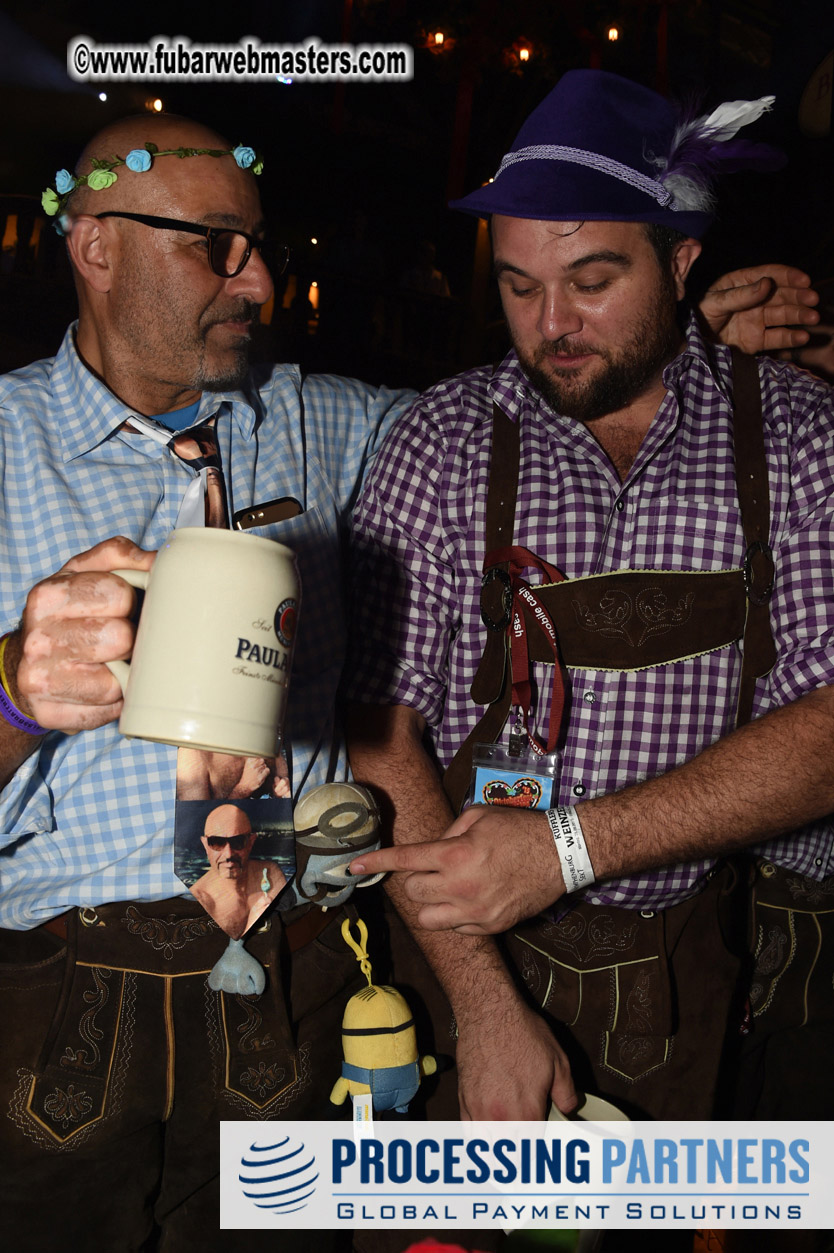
[442,349,777,812]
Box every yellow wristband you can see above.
[0,632,12,697]
[0,632,47,736]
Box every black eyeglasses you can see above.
[205,834,250,850]
[95,211,289,278]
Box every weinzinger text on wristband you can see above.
[0,633,48,736]
[546,804,595,892]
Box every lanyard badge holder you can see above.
[469,736,559,811]
[468,545,567,812]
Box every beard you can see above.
[195,300,260,391]
[113,236,260,396]
[514,269,682,424]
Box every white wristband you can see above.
[546,805,595,893]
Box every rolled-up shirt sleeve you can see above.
[759,369,834,710]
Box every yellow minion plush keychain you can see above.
[330,916,436,1114]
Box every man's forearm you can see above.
[346,701,517,1014]
[579,684,834,881]
[351,686,834,936]
[346,701,578,1119]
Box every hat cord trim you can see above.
[495,144,675,209]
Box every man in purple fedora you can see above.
[346,70,834,1132]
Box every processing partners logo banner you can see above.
[221,1120,834,1230]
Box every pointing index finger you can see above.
[349,841,443,876]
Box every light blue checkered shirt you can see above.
[0,325,412,927]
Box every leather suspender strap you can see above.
[730,348,777,726]
[484,403,521,552]
[442,405,519,809]
[471,403,521,706]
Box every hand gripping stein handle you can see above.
[104,568,151,692]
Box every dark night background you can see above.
[1,0,833,387]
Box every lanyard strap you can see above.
[486,545,566,757]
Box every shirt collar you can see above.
[486,351,535,421]
[662,310,734,404]
[51,324,259,463]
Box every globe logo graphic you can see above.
[239,1136,319,1215]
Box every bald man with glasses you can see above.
[0,113,413,1253]
[93,209,289,279]
[191,804,287,939]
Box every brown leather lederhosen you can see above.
[443,348,776,810]
[442,349,777,1117]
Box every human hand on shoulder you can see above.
[775,322,834,384]
[698,264,819,354]
[11,536,155,734]
[350,804,565,934]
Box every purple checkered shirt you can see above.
[349,320,834,909]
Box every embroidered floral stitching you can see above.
[238,1061,288,1098]
[785,875,834,907]
[572,588,695,649]
[42,1083,94,1130]
[623,968,654,1036]
[751,916,795,1017]
[235,994,277,1054]
[8,1068,96,1152]
[60,966,111,1071]
[122,905,217,959]
[222,1042,312,1119]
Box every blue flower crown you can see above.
[43,142,263,233]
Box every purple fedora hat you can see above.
[451,69,778,239]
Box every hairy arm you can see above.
[174,748,212,801]
[353,686,834,933]
[347,702,577,1119]
[580,683,834,876]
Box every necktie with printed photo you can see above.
[169,420,295,942]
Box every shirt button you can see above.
[573,783,586,796]
[615,500,625,512]
[583,692,596,704]
[815,858,823,867]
